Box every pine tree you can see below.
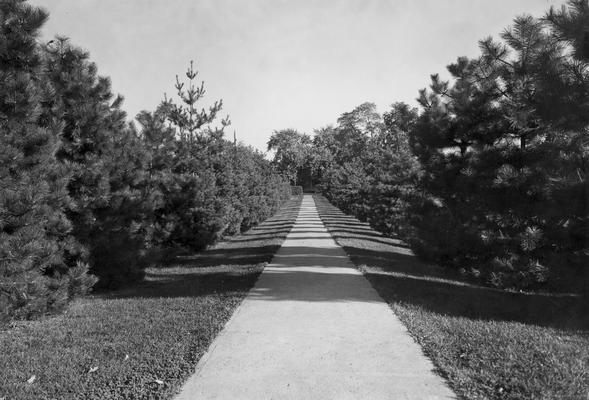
[543,1,589,289]
[0,0,95,320]
[139,62,233,251]
[407,55,511,278]
[135,108,178,250]
[547,0,589,62]
[407,8,589,288]
[42,38,148,288]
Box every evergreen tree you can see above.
[407,55,510,278]
[135,108,178,250]
[0,0,95,320]
[153,62,231,250]
[42,38,148,288]
[543,1,589,288]
[407,7,589,288]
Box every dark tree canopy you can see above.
[313,0,589,290]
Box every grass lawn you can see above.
[0,196,301,400]
[314,195,589,400]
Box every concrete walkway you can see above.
[175,195,456,400]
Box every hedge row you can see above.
[0,1,290,322]
[313,2,589,290]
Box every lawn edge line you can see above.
[173,263,266,395]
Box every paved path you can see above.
[175,195,456,400]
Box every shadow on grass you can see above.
[370,272,587,328]
[111,266,267,299]
[174,245,281,267]
[313,195,589,332]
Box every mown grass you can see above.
[0,196,302,400]
[314,195,589,400]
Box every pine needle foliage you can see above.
[0,0,95,321]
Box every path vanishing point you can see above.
[175,195,456,400]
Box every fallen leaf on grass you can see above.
[27,375,36,384]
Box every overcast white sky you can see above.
[31,0,562,151]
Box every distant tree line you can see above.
[0,0,290,321]
[269,0,589,290]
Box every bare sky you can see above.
[31,0,561,151]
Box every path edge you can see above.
[172,196,303,399]
[311,194,458,399]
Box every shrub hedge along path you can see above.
[1,194,586,399]
[174,195,455,400]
